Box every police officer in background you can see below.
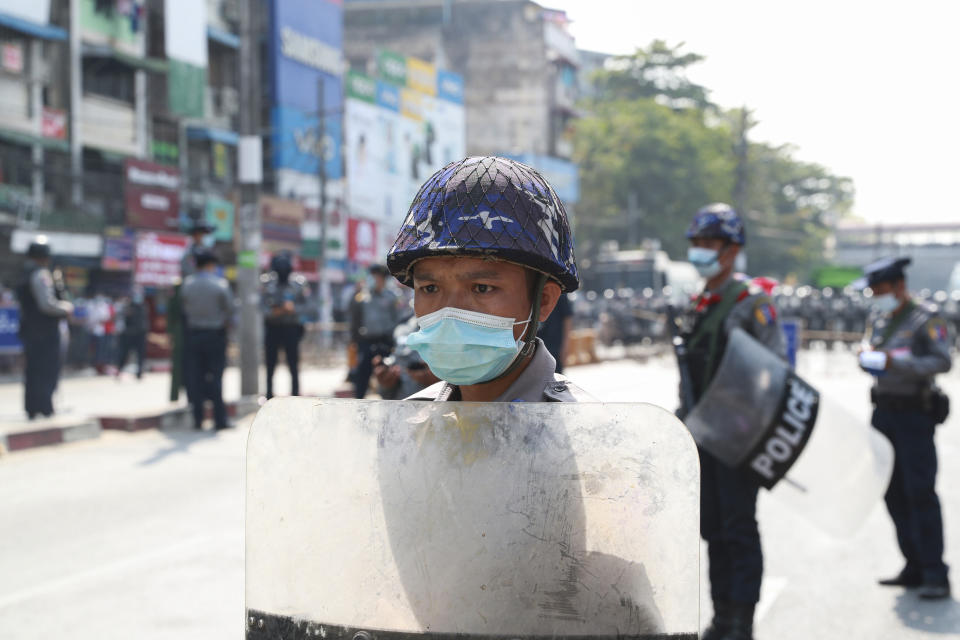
[857,257,952,599]
[180,220,216,279]
[350,264,402,398]
[15,237,74,419]
[261,251,309,399]
[680,204,785,640]
[181,249,233,431]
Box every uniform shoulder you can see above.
[914,299,941,319]
[406,381,449,401]
[543,374,597,402]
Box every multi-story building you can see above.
[344,0,580,163]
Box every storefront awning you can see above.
[81,43,169,73]
[187,125,238,146]
[207,26,241,49]
[0,12,67,41]
[0,127,69,152]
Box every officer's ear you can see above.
[537,280,563,323]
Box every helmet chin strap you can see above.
[494,273,548,382]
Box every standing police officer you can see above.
[260,251,309,399]
[181,249,233,431]
[679,203,785,640]
[180,220,216,279]
[15,237,74,419]
[350,264,402,398]
[857,256,952,599]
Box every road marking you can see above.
[0,534,225,609]
[756,576,788,622]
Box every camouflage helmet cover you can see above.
[387,156,579,292]
[686,202,746,245]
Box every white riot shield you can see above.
[246,398,700,639]
[685,328,894,537]
[685,328,818,488]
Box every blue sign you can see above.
[376,81,400,112]
[502,153,580,204]
[0,306,22,354]
[272,104,343,179]
[270,0,344,177]
[782,318,800,369]
[437,69,464,104]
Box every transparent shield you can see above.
[246,399,700,639]
[770,395,895,538]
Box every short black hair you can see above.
[195,251,219,268]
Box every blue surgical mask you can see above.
[872,293,899,314]
[406,306,533,386]
[688,247,722,278]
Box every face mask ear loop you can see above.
[495,273,549,382]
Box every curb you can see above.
[1,398,262,455]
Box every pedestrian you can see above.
[350,264,402,398]
[537,292,573,373]
[680,203,785,640]
[261,251,309,399]
[14,237,74,419]
[116,287,148,379]
[856,256,952,599]
[180,249,233,431]
[386,155,590,404]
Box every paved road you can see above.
[1,349,958,638]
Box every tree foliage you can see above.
[575,42,854,281]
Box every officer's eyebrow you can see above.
[457,270,504,280]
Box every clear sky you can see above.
[547,0,960,225]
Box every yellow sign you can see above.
[400,88,423,121]
[406,57,437,97]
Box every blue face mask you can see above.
[405,306,533,386]
[688,247,722,278]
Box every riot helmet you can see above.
[26,236,52,260]
[270,251,294,283]
[685,203,746,246]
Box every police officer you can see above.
[680,203,785,640]
[857,256,952,599]
[181,249,232,431]
[180,220,216,279]
[15,237,74,419]
[386,155,591,404]
[350,264,402,398]
[261,251,309,399]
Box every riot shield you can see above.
[684,328,894,537]
[246,398,700,639]
[684,328,818,488]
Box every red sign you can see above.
[2,43,23,74]
[134,232,189,287]
[41,108,67,140]
[125,159,181,231]
[348,217,378,265]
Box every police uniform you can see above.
[682,275,785,612]
[181,257,233,430]
[351,279,402,399]
[859,257,952,596]
[16,248,73,418]
[260,270,310,399]
[409,338,593,403]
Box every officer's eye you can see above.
[418,284,438,294]
[473,283,495,294]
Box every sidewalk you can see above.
[0,363,349,454]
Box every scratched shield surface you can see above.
[246,398,700,639]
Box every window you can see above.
[82,58,134,104]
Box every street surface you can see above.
[1,349,958,638]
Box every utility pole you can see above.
[316,79,330,332]
[68,0,83,207]
[237,0,262,397]
[733,106,752,217]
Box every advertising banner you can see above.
[0,306,21,354]
[502,153,580,204]
[101,228,135,271]
[124,159,181,231]
[269,0,343,180]
[134,232,189,287]
[165,0,207,118]
[347,217,378,265]
[41,107,67,140]
[205,196,235,242]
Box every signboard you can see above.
[2,42,23,74]
[41,107,67,140]
[165,0,208,118]
[269,0,343,180]
[124,159,181,231]
[134,232,189,287]
[347,217,378,265]
[205,196,235,242]
[0,306,21,355]
[101,228,135,271]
